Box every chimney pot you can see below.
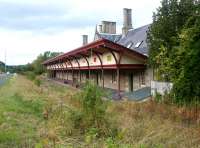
[122,8,133,36]
[101,21,116,34]
[82,35,88,45]
[98,25,102,33]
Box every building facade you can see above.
[43,8,153,99]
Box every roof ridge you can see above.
[129,24,151,32]
[98,33,122,36]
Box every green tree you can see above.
[147,0,196,69]
[0,61,5,72]
[148,0,200,103]
[31,51,61,75]
[172,17,200,103]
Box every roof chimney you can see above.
[101,21,116,34]
[98,25,102,33]
[82,35,88,45]
[122,8,133,36]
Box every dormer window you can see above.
[126,42,133,48]
[135,41,143,48]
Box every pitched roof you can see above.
[117,24,150,55]
[43,38,147,65]
[43,25,151,65]
[95,33,122,43]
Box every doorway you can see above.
[129,73,133,92]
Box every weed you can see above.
[26,71,36,80]
[154,91,162,103]
[34,78,41,87]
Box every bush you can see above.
[68,81,117,137]
[154,92,162,103]
[25,71,36,81]
[41,81,119,146]
[81,82,107,127]
[34,78,41,87]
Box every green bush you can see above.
[67,81,117,137]
[154,92,162,103]
[81,82,107,127]
[25,71,36,80]
[34,78,41,87]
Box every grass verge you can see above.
[0,75,200,147]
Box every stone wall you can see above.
[53,68,153,92]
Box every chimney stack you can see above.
[98,25,102,33]
[82,35,88,45]
[101,21,116,34]
[122,8,133,36]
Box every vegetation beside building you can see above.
[147,0,200,103]
[0,75,200,147]
[0,61,5,73]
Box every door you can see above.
[129,73,133,92]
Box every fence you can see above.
[151,80,200,126]
[151,80,173,96]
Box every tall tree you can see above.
[147,0,195,72]
[148,0,200,103]
[172,17,200,103]
[32,51,61,75]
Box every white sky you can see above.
[0,0,161,65]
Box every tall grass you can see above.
[1,75,200,147]
[38,81,119,147]
[0,76,46,147]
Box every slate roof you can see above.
[117,24,150,55]
[94,24,150,56]
[95,33,122,43]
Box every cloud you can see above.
[0,0,161,32]
[0,0,162,65]
[0,27,95,65]
[0,1,99,32]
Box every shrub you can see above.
[67,81,117,137]
[34,78,41,87]
[25,71,36,81]
[154,92,162,103]
[80,82,107,127]
[41,81,119,146]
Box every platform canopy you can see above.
[42,38,147,69]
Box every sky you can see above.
[0,0,161,65]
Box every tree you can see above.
[147,0,196,70]
[0,61,5,72]
[31,51,61,75]
[172,17,200,103]
[148,0,200,103]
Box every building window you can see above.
[107,55,112,61]
[135,41,143,48]
[112,71,117,83]
[126,42,133,48]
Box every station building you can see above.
[43,8,153,98]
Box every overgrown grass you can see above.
[0,75,200,147]
[0,75,71,147]
[0,76,44,147]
